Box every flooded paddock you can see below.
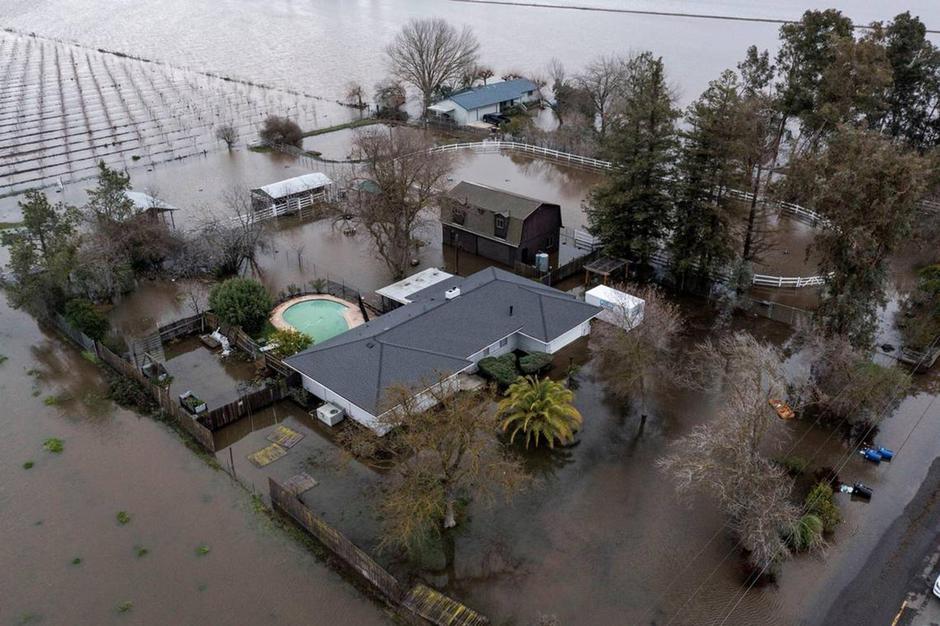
[0,298,391,626]
[0,31,354,197]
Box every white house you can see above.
[428,79,540,126]
[284,267,601,433]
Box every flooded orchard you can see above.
[0,298,391,625]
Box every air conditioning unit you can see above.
[315,402,345,426]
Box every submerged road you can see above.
[821,457,940,626]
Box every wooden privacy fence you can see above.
[270,478,404,600]
[197,381,291,431]
[269,478,489,625]
[93,341,216,451]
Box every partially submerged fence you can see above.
[269,478,489,625]
[515,249,601,287]
[197,379,292,431]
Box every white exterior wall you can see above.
[466,333,518,370]
[516,334,550,353]
[546,319,593,353]
[299,373,381,431]
[453,102,499,125]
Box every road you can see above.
[821,457,940,626]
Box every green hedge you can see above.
[519,352,553,374]
[477,353,518,387]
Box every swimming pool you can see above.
[280,299,351,344]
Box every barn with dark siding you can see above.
[440,181,562,266]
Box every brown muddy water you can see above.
[0,298,392,625]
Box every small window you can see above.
[495,215,506,230]
[499,337,508,348]
[483,347,491,356]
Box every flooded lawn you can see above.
[0,299,391,625]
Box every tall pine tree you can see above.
[586,52,678,269]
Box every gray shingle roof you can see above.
[442,181,556,246]
[284,267,600,416]
[448,79,538,111]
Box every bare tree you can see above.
[344,81,366,109]
[386,18,480,116]
[477,65,495,85]
[339,380,527,556]
[374,78,407,119]
[546,57,567,91]
[575,54,626,137]
[215,123,238,149]
[659,332,800,572]
[192,187,270,277]
[589,284,683,406]
[337,128,453,279]
[258,115,303,148]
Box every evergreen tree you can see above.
[777,127,930,347]
[586,52,678,269]
[776,10,854,138]
[669,71,741,284]
[85,161,135,222]
[881,12,940,149]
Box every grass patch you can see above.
[116,600,133,613]
[116,511,131,525]
[248,144,273,153]
[135,546,149,558]
[301,118,382,137]
[23,460,34,469]
[195,544,211,556]
[43,395,62,406]
[80,350,100,364]
[71,557,82,565]
[43,438,64,453]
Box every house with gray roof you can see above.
[441,181,562,266]
[283,267,601,433]
[427,79,540,126]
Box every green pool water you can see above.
[281,299,350,344]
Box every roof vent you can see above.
[445,287,461,300]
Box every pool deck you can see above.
[270,294,365,335]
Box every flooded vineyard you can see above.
[0,31,353,196]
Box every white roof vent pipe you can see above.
[445,287,461,300]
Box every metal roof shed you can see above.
[376,268,455,308]
[254,172,333,201]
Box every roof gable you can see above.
[442,182,557,246]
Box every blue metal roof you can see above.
[448,79,538,111]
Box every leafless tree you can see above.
[338,380,527,556]
[659,332,800,571]
[373,78,407,118]
[386,18,480,116]
[193,187,270,277]
[258,115,303,148]
[546,57,567,91]
[215,123,238,149]
[477,65,495,85]
[575,54,627,137]
[336,128,453,279]
[344,81,366,109]
[589,284,684,405]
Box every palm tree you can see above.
[498,376,583,449]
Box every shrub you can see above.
[116,511,131,525]
[519,351,553,375]
[43,438,64,453]
[477,353,518,387]
[208,278,272,335]
[789,513,825,552]
[269,328,313,359]
[63,298,110,341]
[805,482,841,532]
[776,455,809,476]
[259,115,303,148]
[108,375,156,412]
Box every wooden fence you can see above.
[270,478,404,601]
[158,313,206,342]
[94,340,217,451]
[197,380,291,431]
[269,478,489,625]
[514,249,600,286]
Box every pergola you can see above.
[583,256,627,287]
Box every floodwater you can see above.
[1,0,936,110]
[0,298,391,625]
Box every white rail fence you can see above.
[430,140,614,170]
[752,273,827,288]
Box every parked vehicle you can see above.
[482,113,511,126]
